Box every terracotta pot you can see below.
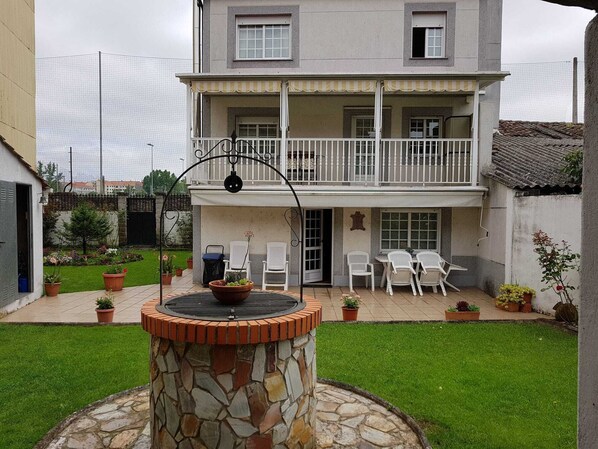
[162,274,173,285]
[445,311,480,321]
[102,273,126,291]
[523,292,533,304]
[208,280,253,305]
[504,302,520,312]
[186,258,193,270]
[175,268,183,277]
[96,308,115,323]
[520,303,533,313]
[341,307,359,321]
[44,283,61,297]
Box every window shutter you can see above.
[412,12,446,28]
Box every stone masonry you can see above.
[149,331,318,449]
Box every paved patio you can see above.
[1,269,546,323]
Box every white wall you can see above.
[511,194,582,314]
[451,208,480,256]
[50,211,120,248]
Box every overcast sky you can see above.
[34,0,596,183]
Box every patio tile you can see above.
[1,273,549,324]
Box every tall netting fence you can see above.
[36,54,585,186]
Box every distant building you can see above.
[70,181,97,194]
[102,180,143,194]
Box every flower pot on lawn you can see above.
[341,307,359,321]
[208,280,253,305]
[102,273,126,292]
[186,258,193,270]
[162,274,173,285]
[44,283,61,297]
[96,308,115,323]
[445,310,480,321]
[175,268,183,277]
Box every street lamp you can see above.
[147,143,154,195]
[179,157,185,173]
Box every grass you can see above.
[44,249,192,293]
[317,322,578,449]
[0,322,577,449]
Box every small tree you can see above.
[37,161,63,192]
[561,149,583,184]
[62,202,112,254]
[42,206,59,247]
[532,230,580,323]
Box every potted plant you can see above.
[209,274,254,305]
[445,301,480,320]
[102,264,127,291]
[160,253,176,285]
[519,286,535,313]
[496,284,524,312]
[175,266,184,277]
[186,256,193,270]
[43,252,65,297]
[95,293,115,323]
[340,293,361,321]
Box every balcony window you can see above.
[409,117,441,155]
[411,12,446,58]
[352,116,375,181]
[381,210,440,252]
[237,16,291,60]
[237,117,278,155]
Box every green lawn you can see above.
[44,249,191,293]
[0,322,577,449]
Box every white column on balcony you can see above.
[471,82,480,187]
[374,80,383,186]
[185,83,193,184]
[280,80,289,185]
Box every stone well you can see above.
[141,292,322,449]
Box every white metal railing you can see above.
[189,137,473,186]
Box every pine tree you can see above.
[62,203,112,254]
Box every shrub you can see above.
[61,203,112,254]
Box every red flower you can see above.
[123,268,128,273]
[555,285,564,292]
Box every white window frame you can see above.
[409,116,442,156]
[236,15,292,61]
[380,209,441,252]
[412,12,446,59]
[236,117,279,156]
[351,115,375,182]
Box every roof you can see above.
[498,120,583,140]
[485,121,583,191]
[0,134,48,188]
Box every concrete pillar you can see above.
[116,193,127,246]
[192,205,202,284]
[579,14,598,449]
[155,193,165,245]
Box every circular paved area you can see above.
[38,382,429,449]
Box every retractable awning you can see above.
[190,80,281,94]
[287,79,376,93]
[384,79,476,93]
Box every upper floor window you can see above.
[237,117,279,155]
[236,16,291,60]
[411,12,446,58]
[409,117,442,155]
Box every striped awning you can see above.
[288,79,377,93]
[384,79,476,93]
[191,80,281,94]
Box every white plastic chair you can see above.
[262,242,289,290]
[415,251,447,296]
[387,250,417,296]
[224,240,252,281]
[347,251,374,292]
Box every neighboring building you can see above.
[0,0,46,313]
[103,180,143,194]
[70,181,97,194]
[482,120,583,313]
[180,1,507,288]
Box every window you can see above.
[412,12,446,58]
[237,117,279,155]
[352,116,375,181]
[380,210,440,251]
[409,117,441,155]
[236,16,291,60]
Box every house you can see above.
[103,180,143,195]
[70,181,98,194]
[178,0,507,288]
[481,120,583,313]
[0,0,47,313]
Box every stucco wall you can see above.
[511,194,582,314]
[51,211,120,248]
[207,0,483,73]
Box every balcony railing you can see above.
[188,137,473,187]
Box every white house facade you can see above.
[180,0,506,288]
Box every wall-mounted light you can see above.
[39,193,49,205]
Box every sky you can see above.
[34,0,596,183]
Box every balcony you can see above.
[187,137,473,188]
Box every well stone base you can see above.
[150,331,317,449]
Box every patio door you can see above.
[303,209,323,283]
[352,116,375,182]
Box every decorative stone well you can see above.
[141,291,322,449]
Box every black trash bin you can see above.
[202,245,225,287]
